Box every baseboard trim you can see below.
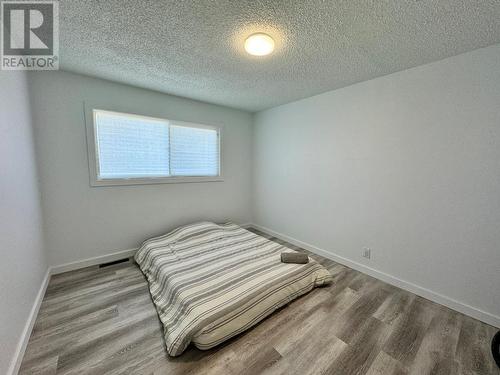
[50,248,138,275]
[8,267,51,375]
[249,223,500,328]
[9,248,138,374]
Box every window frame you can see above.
[85,105,223,187]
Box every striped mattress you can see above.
[134,222,332,356]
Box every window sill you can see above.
[90,176,224,187]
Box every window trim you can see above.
[84,105,223,187]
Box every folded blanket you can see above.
[281,252,309,264]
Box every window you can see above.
[87,109,221,186]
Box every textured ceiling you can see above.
[59,0,500,112]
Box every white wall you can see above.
[0,72,48,374]
[28,71,253,267]
[253,44,500,325]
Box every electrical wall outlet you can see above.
[362,247,371,259]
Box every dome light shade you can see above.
[244,33,275,56]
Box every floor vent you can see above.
[99,258,130,268]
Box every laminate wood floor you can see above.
[20,229,500,375]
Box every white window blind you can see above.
[95,111,170,179]
[92,110,220,183]
[170,125,219,176]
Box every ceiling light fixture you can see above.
[244,33,275,56]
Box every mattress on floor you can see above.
[134,222,332,356]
